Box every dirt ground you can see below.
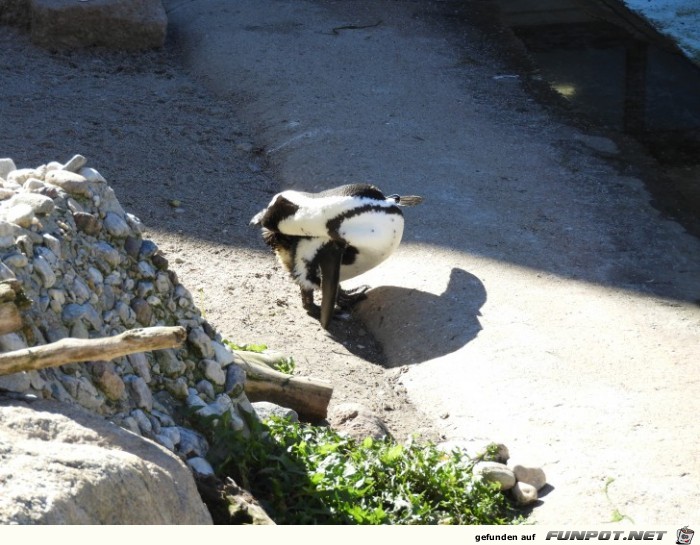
[0,24,440,443]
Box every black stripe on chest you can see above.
[326,204,402,240]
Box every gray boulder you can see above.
[327,402,391,441]
[0,398,212,524]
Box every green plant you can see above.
[206,416,521,525]
[272,356,296,374]
[223,340,268,353]
[222,340,296,374]
[603,477,634,524]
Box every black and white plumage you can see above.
[250,183,423,329]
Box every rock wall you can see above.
[0,154,257,485]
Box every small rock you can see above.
[155,349,186,377]
[196,394,234,419]
[0,158,17,179]
[199,359,225,386]
[154,433,175,452]
[130,297,152,326]
[327,402,391,441]
[45,170,90,196]
[93,365,126,401]
[186,390,207,410]
[195,379,216,401]
[511,481,538,505]
[137,280,154,299]
[73,211,101,235]
[158,425,180,445]
[212,341,235,366]
[3,252,28,268]
[120,416,141,436]
[124,236,142,258]
[137,260,156,279]
[473,461,516,491]
[154,272,170,293]
[188,327,214,359]
[252,401,299,423]
[224,364,246,397]
[23,177,45,191]
[42,234,62,257]
[138,239,158,260]
[127,352,151,383]
[33,255,56,288]
[62,154,88,173]
[151,252,168,270]
[512,464,547,491]
[11,192,55,215]
[177,427,209,458]
[79,167,106,183]
[126,213,144,234]
[164,377,189,399]
[92,241,121,269]
[0,372,32,393]
[124,375,153,411]
[6,168,36,186]
[3,203,35,228]
[131,409,153,436]
[187,457,215,477]
[103,212,131,238]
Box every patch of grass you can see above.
[205,415,521,525]
[223,340,268,353]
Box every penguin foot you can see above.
[337,285,370,309]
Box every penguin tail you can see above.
[395,195,424,207]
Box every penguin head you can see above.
[250,193,300,230]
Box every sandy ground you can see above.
[2,0,700,525]
[0,25,438,443]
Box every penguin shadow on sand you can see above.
[348,268,486,366]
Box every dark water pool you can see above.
[492,0,700,236]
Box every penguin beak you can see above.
[250,210,264,226]
[317,242,344,329]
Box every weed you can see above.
[604,477,634,524]
[204,415,522,525]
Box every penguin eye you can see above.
[388,194,400,204]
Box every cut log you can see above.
[0,326,186,376]
[232,351,333,422]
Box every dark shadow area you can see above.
[348,268,486,366]
[0,7,697,309]
[490,0,700,240]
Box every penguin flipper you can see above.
[317,242,345,329]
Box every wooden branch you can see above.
[232,352,333,422]
[0,326,186,376]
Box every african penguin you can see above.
[251,183,423,329]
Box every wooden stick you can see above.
[0,326,186,376]
[232,352,333,422]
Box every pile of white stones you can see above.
[473,445,548,506]
[0,154,255,476]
